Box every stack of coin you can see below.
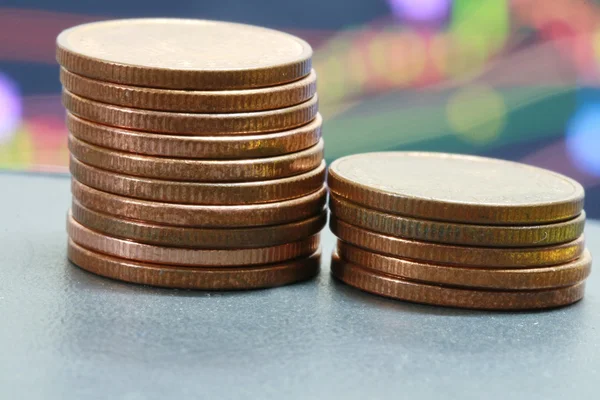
[57,18,325,289]
[328,152,592,310]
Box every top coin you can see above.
[56,19,313,90]
[328,152,585,225]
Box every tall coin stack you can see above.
[57,19,326,289]
[328,152,592,310]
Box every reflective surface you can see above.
[0,172,598,399]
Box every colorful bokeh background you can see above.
[1,0,599,217]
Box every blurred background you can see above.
[0,0,599,217]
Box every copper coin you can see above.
[69,134,324,182]
[331,255,586,310]
[70,156,326,205]
[329,195,585,248]
[57,19,312,90]
[63,90,318,135]
[70,204,327,249]
[68,239,320,290]
[330,218,585,268]
[72,179,327,228]
[328,152,584,225]
[61,67,317,112]
[68,216,320,266]
[336,242,592,290]
[67,112,322,159]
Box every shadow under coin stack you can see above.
[328,152,592,310]
[57,19,326,289]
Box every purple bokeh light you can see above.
[387,0,451,22]
[0,72,22,143]
[566,104,600,176]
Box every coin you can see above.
[68,216,320,266]
[68,239,321,290]
[329,195,585,247]
[67,112,322,159]
[61,67,317,112]
[57,19,313,90]
[70,156,326,205]
[63,90,318,135]
[72,179,327,228]
[328,152,584,225]
[331,255,586,310]
[336,242,592,290]
[69,135,324,182]
[330,218,585,268]
[70,204,327,248]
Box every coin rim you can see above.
[336,241,592,290]
[328,152,585,225]
[331,254,586,310]
[63,89,318,135]
[68,238,321,290]
[61,67,317,112]
[70,156,327,205]
[70,204,328,248]
[72,178,327,228]
[69,134,324,182]
[67,112,323,159]
[68,216,320,266]
[330,194,586,248]
[330,217,586,268]
[57,18,313,90]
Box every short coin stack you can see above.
[57,18,326,289]
[328,152,592,310]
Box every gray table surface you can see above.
[1,172,599,400]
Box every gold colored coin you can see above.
[330,218,585,268]
[72,179,327,228]
[69,239,321,290]
[63,90,318,135]
[328,152,584,225]
[331,255,586,310]
[336,242,592,290]
[70,156,326,205]
[68,216,320,266]
[69,135,324,182]
[330,195,585,247]
[71,204,327,248]
[67,112,322,159]
[57,19,312,90]
[61,68,317,112]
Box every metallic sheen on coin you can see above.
[69,239,321,290]
[63,90,318,135]
[336,242,591,290]
[70,204,327,248]
[57,19,313,90]
[72,179,327,228]
[68,216,319,266]
[67,112,323,159]
[330,194,585,247]
[61,67,317,112]
[330,218,585,268]
[70,156,326,205]
[69,134,324,182]
[328,152,584,225]
[331,255,586,310]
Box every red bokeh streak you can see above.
[0,8,103,63]
[0,8,333,64]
